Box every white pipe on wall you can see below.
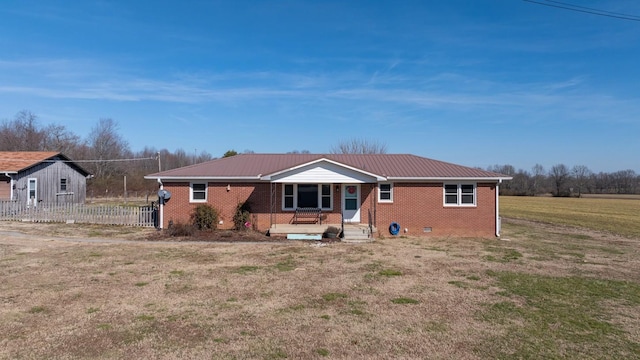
[157,178,164,229]
[495,179,502,237]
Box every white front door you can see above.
[342,184,360,223]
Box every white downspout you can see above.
[157,178,164,229]
[496,179,502,237]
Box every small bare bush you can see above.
[166,222,196,237]
[190,204,219,230]
[232,202,252,231]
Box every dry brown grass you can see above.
[1,219,639,359]
[501,195,640,238]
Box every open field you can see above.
[501,195,640,238]
[581,194,640,200]
[1,216,639,359]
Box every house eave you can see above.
[386,176,513,182]
[144,175,264,182]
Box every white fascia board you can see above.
[144,176,263,182]
[1,171,18,174]
[386,176,513,182]
[261,157,386,181]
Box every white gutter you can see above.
[144,176,261,181]
[386,176,512,182]
[157,178,164,229]
[496,179,502,237]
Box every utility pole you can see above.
[157,152,161,172]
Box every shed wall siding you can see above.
[12,161,87,204]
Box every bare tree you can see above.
[611,170,637,194]
[330,138,387,154]
[0,110,47,151]
[571,165,592,197]
[512,169,532,195]
[549,163,570,197]
[531,164,546,195]
[194,149,213,163]
[43,123,83,155]
[487,165,516,194]
[86,118,131,179]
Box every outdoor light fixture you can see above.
[226,184,231,192]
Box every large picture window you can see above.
[190,182,207,202]
[282,184,333,210]
[444,183,476,206]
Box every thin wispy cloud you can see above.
[1,0,639,171]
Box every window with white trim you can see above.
[60,178,67,192]
[284,184,294,209]
[378,183,393,202]
[444,183,476,206]
[282,184,333,210]
[321,184,331,208]
[190,182,207,202]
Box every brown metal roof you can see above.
[0,151,90,176]
[147,154,509,180]
[0,151,61,172]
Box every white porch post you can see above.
[158,179,164,229]
[495,179,502,237]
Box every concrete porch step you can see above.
[342,225,374,243]
[268,223,375,242]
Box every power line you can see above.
[544,0,640,18]
[523,0,640,22]
[0,156,157,163]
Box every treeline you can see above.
[0,110,213,198]
[488,164,640,196]
[4,111,638,198]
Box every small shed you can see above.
[0,152,91,204]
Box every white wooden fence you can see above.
[0,201,156,227]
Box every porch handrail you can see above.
[368,209,373,238]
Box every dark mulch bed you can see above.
[146,228,282,242]
[146,228,342,243]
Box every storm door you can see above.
[342,184,360,223]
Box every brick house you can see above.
[145,154,512,238]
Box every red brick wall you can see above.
[374,183,496,237]
[161,182,272,230]
[161,181,497,237]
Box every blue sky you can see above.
[1,0,639,173]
